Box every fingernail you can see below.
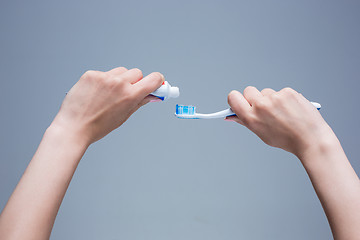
[150,99,162,103]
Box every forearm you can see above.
[227,87,360,239]
[0,67,164,240]
[0,124,89,240]
[300,133,360,239]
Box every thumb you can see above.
[127,95,161,117]
[133,72,165,99]
[227,90,252,124]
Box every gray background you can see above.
[0,0,359,239]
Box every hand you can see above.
[226,87,335,157]
[51,67,164,145]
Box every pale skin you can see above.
[226,87,360,239]
[0,68,359,240]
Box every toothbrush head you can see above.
[175,104,199,119]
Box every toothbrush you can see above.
[175,102,321,119]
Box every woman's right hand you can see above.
[226,87,336,158]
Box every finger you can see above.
[227,90,251,122]
[139,95,162,106]
[261,88,276,96]
[243,86,262,106]
[145,95,162,103]
[278,87,299,96]
[297,92,318,109]
[107,66,128,76]
[298,92,308,100]
[126,95,159,118]
[133,72,164,98]
[135,97,152,111]
[118,68,143,84]
[224,115,244,125]
[131,95,161,116]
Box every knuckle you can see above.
[152,72,164,82]
[253,98,270,110]
[82,70,97,79]
[103,74,127,90]
[281,87,296,96]
[113,76,127,86]
[131,68,143,77]
[244,86,255,94]
[105,79,119,89]
[261,88,273,94]
[82,70,106,83]
[271,91,281,99]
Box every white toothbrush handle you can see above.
[196,109,235,119]
[225,101,321,118]
[311,102,321,110]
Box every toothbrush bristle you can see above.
[176,104,196,115]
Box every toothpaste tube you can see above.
[151,81,180,100]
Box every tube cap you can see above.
[169,87,180,98]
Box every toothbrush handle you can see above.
[226,101,321,117]
[310,102,321,110]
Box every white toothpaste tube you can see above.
[151,81,180,100]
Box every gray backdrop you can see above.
[1,0,359,239]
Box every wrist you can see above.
[46,119,91,150]
[296,128,342,167]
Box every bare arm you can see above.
[0,67,164,240]
[226,87,360,239]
